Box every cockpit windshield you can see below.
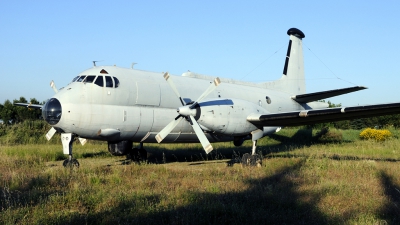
[84,75,96,83]
[72,74,120,88]
[77,75,86,82]
[113,77,120,87]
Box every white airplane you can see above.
[15,28,400,167]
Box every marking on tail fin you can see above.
[283,40,292,75]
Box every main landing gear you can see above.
[126,142,147,162]
[241,140,262,167]
[240,129,263,167]
[61,133,80,168]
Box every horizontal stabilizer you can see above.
[14,102,43,109]
[292,86,367,103]
[247,102,400,127]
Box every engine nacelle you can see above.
[107,140,132,156]
[196,98,269,136]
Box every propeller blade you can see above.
[163,72,185,106]
[189,115,213,154]
[50,80,58,93]
[158,75,219,152]
[45,127,57,141]
[78,138,87,146]
[191,77,221,108]
[155,116,184,143]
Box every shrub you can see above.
[359,128,392,141]
[314,127,343,142]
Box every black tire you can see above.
[241,153,262,167]
[63,158,80,168]
[241,153,251,166]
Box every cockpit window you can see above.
[72,74,119,88]
[113,77,120,88]
[84,75,96,83]
[77,75,86,82]
[94,75,104,87]
[105,76,113,88]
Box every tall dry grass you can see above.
[1,128,400,224]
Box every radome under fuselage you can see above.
[50,66,310,144]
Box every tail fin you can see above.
[264,28,306,95]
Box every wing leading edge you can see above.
[247,102,400,127]
[14,103,43,109]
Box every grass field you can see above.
[1,128,400,224]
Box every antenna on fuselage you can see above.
[131,62,137,69]
[92,60,103,67]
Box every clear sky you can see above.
[1,0,399,106]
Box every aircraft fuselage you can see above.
[50,66,302,143]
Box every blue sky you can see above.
[1,0,399,106]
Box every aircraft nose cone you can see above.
[42,98,62,125]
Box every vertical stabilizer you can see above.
[264,28,306,95]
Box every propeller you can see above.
[155,72,221,154]
[50,80,58,93]
[45,127,57,141]
[45,81,58,140]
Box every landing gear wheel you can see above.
[128,148,147,162]
[241,153,251,166]
[138,148,147,161]
[241,153,262,167]
[63,158,80,168]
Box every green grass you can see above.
[1,128,400,224]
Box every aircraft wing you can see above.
[247,102,400,127]
[291,86,367,103]
[14,103,43,109]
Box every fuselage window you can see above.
[113,77,120,88]
[72,76,79,82]
[77,75,86,82]
[94,75,104,87]
[266,96,271,104]
[105,76,114,88]
[84,75,96,83]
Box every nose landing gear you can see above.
[61,133,80,168]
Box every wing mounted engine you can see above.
[195,98,265,136]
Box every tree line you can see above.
[1,97,400,130]
[0,97,43,124]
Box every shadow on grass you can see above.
[378,171,400,224]
[81,151,110,158]
[0,173,71,212]
[142,128,350,165]
[47,159,343,224]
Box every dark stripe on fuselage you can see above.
[198,99,234,107]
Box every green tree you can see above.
[14,97,42,123]
[0,100,16,124]
[327,100,342,108]
[0,103,3,120]
[350,119,366,130]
